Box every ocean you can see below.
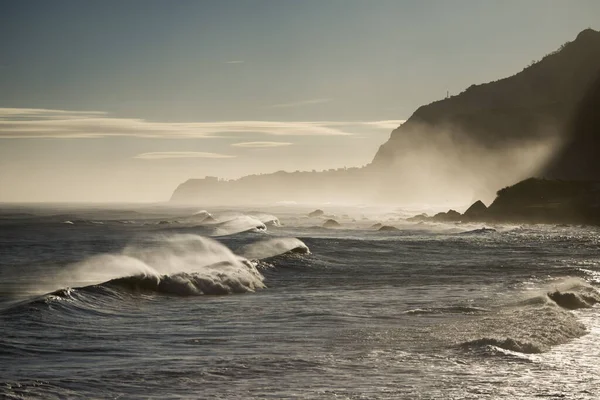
[1,204,599,399]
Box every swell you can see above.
[455,278,598,355]
[0,234,313,316]
[103,269,264,296]
[0,234,269,315]
[235,237,310,261]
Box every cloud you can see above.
[0,108,406,139]
[0,108,106,119]
[225,60,244,64]
[363,120,406,130]
[231,141,293,148]
[0,108,354,138]
[271,98,332,108]
[134,151,236,160]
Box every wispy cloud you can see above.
[271,98,332,108]
[225,60,244,64]
[0,108,405,139]
[134,151,236,160]
[362,120,406,130]
[231,141,293,148]
[0,108,353,138]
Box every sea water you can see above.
[1,205,599,399]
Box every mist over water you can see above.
[373,123,563,204]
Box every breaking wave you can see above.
[249,213,281,227]
[455,278,596,355]
[236,238,310,260]
[6,234,265,309]
[209,216,267,236]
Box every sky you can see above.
[1,0,599,202]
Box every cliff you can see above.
[372,29,600,175]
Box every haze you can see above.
[1,0,599,203]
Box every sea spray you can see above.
[28,234,265,298]
[236,237,310,260]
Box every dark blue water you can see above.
[1,205,600,399]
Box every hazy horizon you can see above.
[1,0,599,202]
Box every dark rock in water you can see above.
[370,223,383,229]
[308,209,324,217]
[378,225,399,232]
[323,219,341,228]
[432,210,461,222]
[158,220,170,225]
[463,200,488,220]
[407,213,429,222]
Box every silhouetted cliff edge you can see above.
[171,29,600,205]
[372,29,600,178]
[369,29,600,202]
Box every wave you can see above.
[104,269,263,296]
[547,288,600,310]
[518,278,600,310]
[404,306,489,315]
[185,210,216,223]
[236,238,310,261]
[249,213,281,227]
[459,227,497,235]
[460,337,542,354]
[209,216,267,236]
[452,279,595,355]
[5,234,265,308]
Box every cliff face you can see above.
[372,29,600,188]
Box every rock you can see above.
[406,213,429,222]
[486,178,600,225]
[432,210,461,222]
[378,225,399,232]
[308,209,324,217]
[463,200,488,220]
[370,223,383,229]
[323,219,341,228]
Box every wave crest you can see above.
[460,337,542,354]
[236,238,310,260]
[20,234,265,300]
